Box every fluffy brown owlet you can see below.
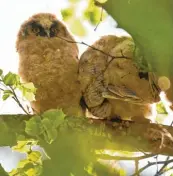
[16,13,84,117]
[78,35,161,122]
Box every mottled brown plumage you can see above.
[79,35,161,121]
[16,13,83,117]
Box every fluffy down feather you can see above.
[79,35,161,122]
[16,13,84,117]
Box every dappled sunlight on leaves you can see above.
[61,0,108,36]
[25,109,66,144]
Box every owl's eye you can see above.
[51,28,58,33]
[32,27,40,33]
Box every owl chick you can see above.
[79,35,161,122]
[16,13,84,117]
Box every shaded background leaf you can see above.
[103,0,173,77]
[69,18,87,36]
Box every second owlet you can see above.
[16,13,84,117]
[79,35,161,122]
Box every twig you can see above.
[56,35,132,60]
[155,156,170,176]
[94,7,103,31]
[131,159,173,176]
[135,160,139,176]
[96,153,156,161]
[97,153,157,176]
[1,80,29,115]
[0,87,4,91]
[9,86,30,115]
[156,121,173,175]
[160,165,173,175]
[94,0,103,7]
[154,155,159,175]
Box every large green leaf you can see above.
[0,164,7,176]
[103,0,173,77]
[40,130,122,176]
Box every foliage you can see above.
[0,69,133,176]
[61,0,107,36]
[9,141,42,176]
[156,102,167,114]
[0,71,36,105]
[0,164,7,176]
[25,109,66,144]
[1,0,173,175]
[102,0,173,77]
[83,0,106,25]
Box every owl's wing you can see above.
[148,72,161,99]
[102,84,144,104]
[102,72,160,104]
[79,35,161,120]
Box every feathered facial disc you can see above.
[18,13,66,38]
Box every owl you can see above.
[79,35,161,122]
[16,13,84,117]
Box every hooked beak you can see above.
[45,29,50,38]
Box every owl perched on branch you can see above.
[79,35,161,122]
[16,13,84,117]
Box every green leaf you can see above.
[16,135,26,141]
[17,159,31,169]
[119,168,126,176]
[0,121,8,133]
[2,90,13,100]
[23,91,36,101]
[25,116,44,136]
[18,82,36,101]
[156,102,167,114]
[28,151,42,164]
[42,118,57,144]
[3,90,13,94]
[0,164,7,175]
[3,72,20,86]
[42,109,66,128]
[69,18,87,36]
[103,0,173,77]
[83,0,107,25]
[8,169,20,176]
[42,118,54,131]
[12,141,30,153]
[22,82,36,93]
[0,69,3,76]
[10,160,42,176]
[25,166,42,176]
[61,7,75,21]
[2,93,11,100]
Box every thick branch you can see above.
[0,114,173,157]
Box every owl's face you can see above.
[18,13,67,39]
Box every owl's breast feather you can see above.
[17,37,83,116]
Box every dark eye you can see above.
[50,26,58,37]
[51,27,58,33]
[32,27,40,33]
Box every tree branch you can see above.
[0,114,173,157]
[131,159,173,176]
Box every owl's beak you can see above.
[45,29,50,38]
